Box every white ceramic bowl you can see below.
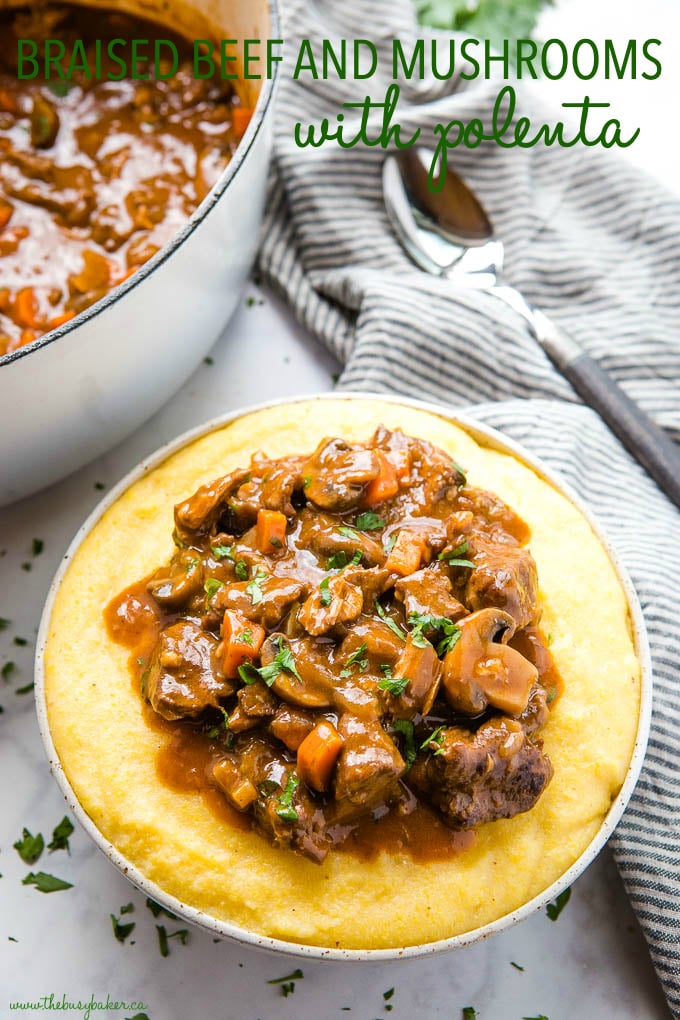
[0,0,279,506]
[34,393,653,961]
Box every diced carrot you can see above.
[19,328,37,347]
[364,450,399,506]
[222,609,265,679]
[0,199,13,231]
[296,720,344,793]
[386,447,411,483]
[0,288,10,314]
[385,530,426,576]
[14,287,41,329]
[255,508,287,555]
[232,106,253,141]
[46,310,75,330]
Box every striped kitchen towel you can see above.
[257,0,680,1013]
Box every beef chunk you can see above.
[299,510,387,567]
[409,717,553,828]
[465,536,539,629]
[147,549,204,610]
[394,567,467,622]
[269,705,317,751]
[174,466,251,541]
[302,438,379,511]
[334,714,405,812]
[298,573,363,636]
[219,576,307,629]
[146,620,233,721]
[231,736,330,861]
[228,680,278,733]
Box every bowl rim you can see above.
[0,0,281,371]
[34,391,653,962]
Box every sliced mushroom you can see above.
[387,634,442,718]
[262,634,333,709]
[442,608,537,716]
[174,466,251,540]
[147,549,204,609]
[302,438,379,511]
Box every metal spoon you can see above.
[383,147,680,510]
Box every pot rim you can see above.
[34,391,653,962]
[0,0,281,370]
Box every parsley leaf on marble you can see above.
[22,871,73,893]
[110,913,136,943]
[546,886,571,921]
[48,814,74,853]
[13,828,44,864]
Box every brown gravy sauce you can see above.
[105,574,561,864]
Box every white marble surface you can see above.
[1,0,679,1017]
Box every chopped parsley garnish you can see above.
[319,576,332,607]
[0,617,10,630]
[156,924,188,956]
[204,578,224,601]
[110,913,136,943]
[380,664,393,677]
[378,675,409,696]
[234,560,248,581]
[383,988,395,1000]
[237,629,253,646]
[268,968,304,997]
[212,544,233,559]
[421,725,446,755]
[376,601,406,640]
[13,637,27,647]
[32,538,44,556]
[327,550,362,570]
[48,815,74,853]
[303,476,312,489]
[337,526,360,541]
[239,637,302,687]
[384,533,398,553]
[354,511,385,531]
[546,886,571,921]
[462,1009,477,1020]
[393,719,416,769]
[2,661,16,680]
[185,557,200,574]
[523,1016,549,1020]
[546,686,557,705]
[340,642,368,678]
[511,961,525,971]
[145,897,178,921]
[15,683,34,695]
[22,871,73,893]
[275,774,299,822]
[21,562,32,572]
[439,540,475,568]
[120,902,134,914]
[408,613,461,656]
[246,568,267,605]
[13,828,44,864]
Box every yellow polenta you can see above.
[43,398,641,949]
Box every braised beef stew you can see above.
[107,428,561,863]
[0,4,250,356]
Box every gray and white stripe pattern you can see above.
[258,0,680,1011]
